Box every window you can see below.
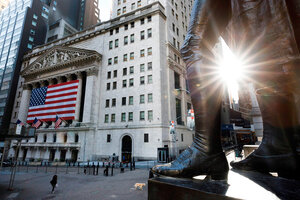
[112,98,116,107]
[137,0,141,7]
[140,49,145,57]
[176,28,179,36]
[148,93,153,102]
[115,39,119,48]
[75,134,79,143]
[30,29,35,35]
[147,47,152,55]
[130,52,134,60]
[123,80,127,87]
[44,134,47,142]
[173,23,175,32]
[106,99,110,107]
[173,37,176,46]
[130,34,134,43]
[147,28,152,38]
[148,110,153,120]
[124,36,128,45]
[140,76,145,85]
[123,54,128,61]
[129,96,133,105]
[118,0,121,5]
[107,71,111,79]
[144,133,149,143]
[117,9,121,16]
[130,22,135,28]
[121,113,126,122]
[148,62,152,70]
[128,112,133,121]
[124,24,128,30]
[148,75,153,84]
[140,31,145,40]
[107,83,111,90]
[140,111,145,120]
[33,14,38,19]
[176,98,183,125]
[122,97,126,105]
[113,70,118,78]
[105,114,109,123]
[107,134,111,142]
[172,9,174,16]
[140,64,145,72]
[140,94,145,103]
[32,21,37,26]
[27,44,32,49]
[122,7,126,13]
[131,3,135,10]
[109,41,113,49]
[114,56,118,64]
[113,82,117,89]
[129,66,134,74]
[174,72,180,89]
[53,134,57,143]
[111,114,116,123]
[129,78,134,86]
[123,68,127,76]
[123,0,126,3]
[147,16,152,22]
[140,18,145,25]
[108,58,112,65]
[181,134,184,142]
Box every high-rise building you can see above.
[9,0,195,162]
[0,0,48,136]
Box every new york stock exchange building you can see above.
[8,2,195,163]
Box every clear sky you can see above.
[98,0,112,22]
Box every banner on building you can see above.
[170,121,175,134]
[26,80,79,123]
[187,109,195,130]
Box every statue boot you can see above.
[231,89,300,179]
[152,60,229,179]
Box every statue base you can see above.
[148,170,300,200]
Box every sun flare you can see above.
[218,39,246,100]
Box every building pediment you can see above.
[21,46,101,77]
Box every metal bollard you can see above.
[26,163,29,173]
[111,164,114,176]
[130,162,132,171]
[78,162,80,174]
[96,163,99,175]
[55,164,58,174]
[45,164,48,173]
[36,165,38,173]
[66,164,69,174]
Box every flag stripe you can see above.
[27,80,78,123]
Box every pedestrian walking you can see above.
[50,175,58,193]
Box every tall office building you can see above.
[9,0,195,163]
[0,0,48,136]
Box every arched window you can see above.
[75,134,79,143]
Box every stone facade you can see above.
[9,1,195,162]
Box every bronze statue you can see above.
[152,0,300,179]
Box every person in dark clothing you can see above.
[50,175,57,193]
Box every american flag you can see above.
[16,119,25,126]
[55,115,62,129]
[32,117,42,128]
[26,80,79,123]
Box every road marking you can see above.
[6,192,19,199]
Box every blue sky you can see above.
[99,0,112,21]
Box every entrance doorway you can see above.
[71,150,78,162]
[60,150,66,162]
[22,149,28,161]
[121,135,132,162]
[49,149,55,161]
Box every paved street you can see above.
[0,167,149,200]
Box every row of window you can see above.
[30,133,79,143]
[106,75,153,90]
[109,16,152,35]
[105,93,153,108]
[117,0,142,15]
[109,28,152,50]
[108,62,152,79]
[107,47,152,65]
[106,133,149,143]
[104,110,153,123]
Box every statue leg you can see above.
[151,56,228,179]
[231,75,300,179]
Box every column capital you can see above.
[75,71,83,79]
[86,67,98,76]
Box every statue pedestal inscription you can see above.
[148,170,300,200]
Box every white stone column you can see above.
[83,68,98,123]
[35,148,41,160]
[44,148,50,161]
[27,149,32,161]
[75,72,83,122]
[54,149,60,161]
[18,148,23,160]
[18,84,32,123]
[66,149,72,160]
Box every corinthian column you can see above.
[18,84,32,123]
[75,72,83,122]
